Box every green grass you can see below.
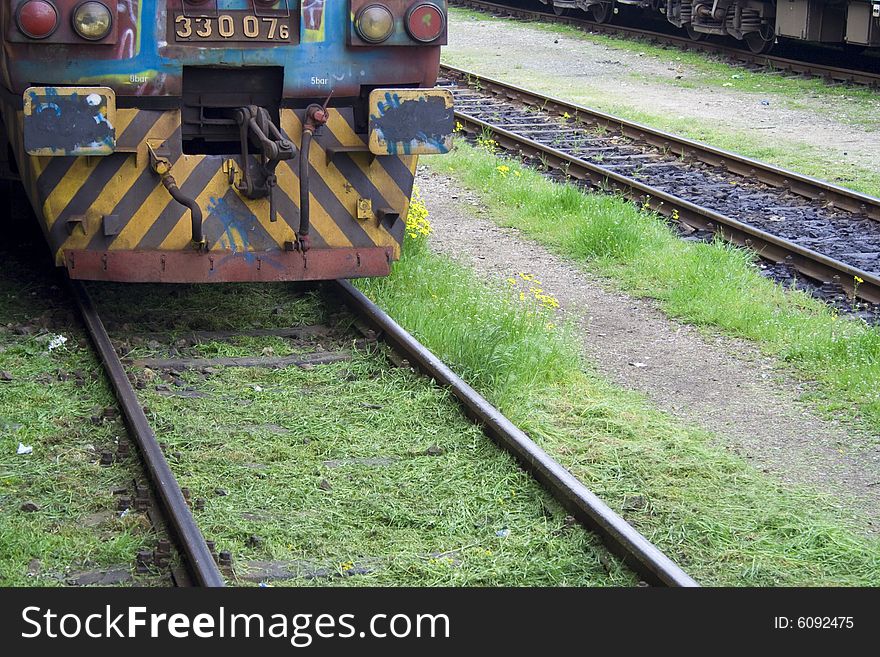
[445,6,880,196]
[425,143,880,434]
[357,222,880,585]
[4,173,879,586]
[1,236,629,586]
[90,282,627,587]
[0,235,167,586]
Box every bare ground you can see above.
[417,167,880,532]
[444,10,880,176]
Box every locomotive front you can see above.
[0,0,452,282]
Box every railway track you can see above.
[69,279,225,587]
[442,64,880,306]
[68,277,697,587]
[451,0,880,88]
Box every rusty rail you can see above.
[443,64,880,303]
[450,0,880,88]
[334,279,699,587]
[69,279,225,587]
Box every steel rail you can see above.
[443,64,880,223]
[450,0,880,88]
[334,279,699,588]
[69,278,225,587]
[443,65,880,303]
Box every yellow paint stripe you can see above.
[56,111,179,257]
[247,192,297,247]
[41,110,139,225]
[279,110,352,249]
[273,159,346,249]
[300,109,397,248]
[142,111,180,147]
[325,113,411,210]
[108,155,202,249]
[162,170,229,250]
[310,142,398,249]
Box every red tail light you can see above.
[405,3,445,43]
[16,0,59,39]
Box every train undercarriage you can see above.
[538,0,880,53]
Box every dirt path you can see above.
[417,167,880,532]
[443,9,880,176]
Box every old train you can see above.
[0,1,453,282]
[530,0,880,53]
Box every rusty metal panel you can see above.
[368,89,453,156]
[23,87,116,156]
[64,247,393,283]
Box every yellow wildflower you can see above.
[405,185,433,239]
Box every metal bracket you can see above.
[66,215,89,235]
[234,105,296,224]
[325,144,375,167]
[357,198,373,222]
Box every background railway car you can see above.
[534,0,880,52]
[0,0,453,283]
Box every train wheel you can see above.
[744,26,774,54]
[685,25,704,42]
[590,1,613,23]
[552,3,568,16]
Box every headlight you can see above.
[355,4,394,44]
[16,0,59,39]
[72,1,113,41]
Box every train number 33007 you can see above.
[174,14,291,42]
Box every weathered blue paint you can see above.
[5,1,441,98]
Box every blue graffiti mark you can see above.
[208,195,254,262]
[206,195,285,274]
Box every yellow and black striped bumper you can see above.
[4,106,417,282]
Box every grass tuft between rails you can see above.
[426,143,880,432]
[357,173,880,586]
